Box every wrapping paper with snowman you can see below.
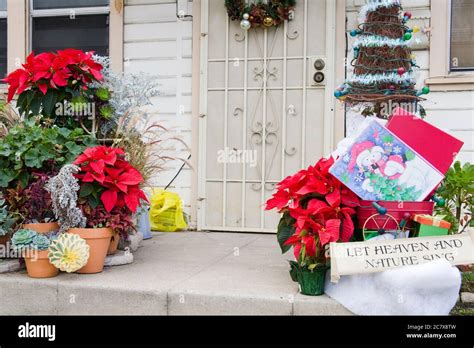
[329,120,444,201]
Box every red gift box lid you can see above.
[386,107,464,175]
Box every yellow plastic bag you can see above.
[149,188,187,232]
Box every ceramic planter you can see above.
[23,249,59,278]
[289,261,328,296]
[22,222,59,234]
[107,232,120,255]
[136,206,152,240]
[68,227,113,274]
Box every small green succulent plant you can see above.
[11,229,56,251]
[99,105,114,119]
[0,198,16,236]
[31,234,51,250]
[95,87,111,102]
[11,229,37,250]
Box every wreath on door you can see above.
[225,0,296,30]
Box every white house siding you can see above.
[121,0,473,226]
[124,0,194,215]
[346,0,474,164]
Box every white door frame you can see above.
[197,0,337,232]
[197,0,209,231]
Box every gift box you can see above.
[387,107,464,175]
[412,214,451,237]
[329,120,444,201]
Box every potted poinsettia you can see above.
[265,157,359,296]
[74,145,147,254]
[47,147,147,273]
[2,49,103,119]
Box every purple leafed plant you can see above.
[4,172,56,223]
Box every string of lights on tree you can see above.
[225,0,296,30]
[334,0,430,116]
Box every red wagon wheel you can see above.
[362,213,400,241]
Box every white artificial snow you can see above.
[347,71,416,85]
[354,35,407,49]
[325,259,461,315]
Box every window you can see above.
[450,0,474,71]
[30,0,110,56]
[0,0,6,79]
[427,0,474,89]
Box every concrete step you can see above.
[0,232,351,315]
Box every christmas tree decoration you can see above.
[353,46,360,58]
[329,120,444,202]
[412,25,420,33]
[263,16,274,27]
[240,13,251,30]
[225,0,296,29]
[402,11,412,24]
[335,0,423,112]
[350,29,361,37]
[416,86,430,97]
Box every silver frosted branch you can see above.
[45,164,87,234]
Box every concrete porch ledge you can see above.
[0,232,352,315]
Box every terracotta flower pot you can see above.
[22,222,59,234]
[68,227,113,274]
[107,232,120,255]
[23,249,59,278]
[0,235,10,246]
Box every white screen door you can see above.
[198,0,336,232]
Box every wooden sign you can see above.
[329,231,474,283]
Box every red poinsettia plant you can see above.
[2,49,103,117]
[265,156,359,270]
[74,145,148,215]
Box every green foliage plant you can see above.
[0,119,96,189]
[435,161,474,233]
